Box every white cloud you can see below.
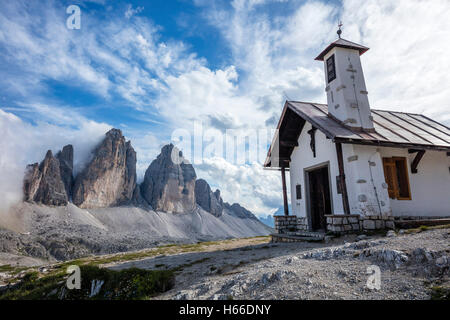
[195,157,284,216]
[0,109,111,216]
[0,1,205,109]
[125,4,144,19]
[340,0,450,123]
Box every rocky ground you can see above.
[0,202,272,265]
[108,227,450,300]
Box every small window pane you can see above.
[326,55,336,83]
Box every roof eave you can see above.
[314,44,369,61]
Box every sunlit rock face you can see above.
[141,144,197,213]
[72,129,137,209]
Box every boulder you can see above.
[72,129,137,208]
[23,150,68,206]
[141,144,196,213]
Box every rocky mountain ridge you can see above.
[22,128,260,222]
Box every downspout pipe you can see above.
[281,167,289,216]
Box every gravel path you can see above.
[110,229,450,300]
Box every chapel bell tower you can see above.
[315,23,374,131]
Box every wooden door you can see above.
[309,166,331,231]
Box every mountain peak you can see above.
[141,144,196,213]
[72,129,137,208]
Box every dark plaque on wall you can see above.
[296,184,302,200]
[336,176,342,194]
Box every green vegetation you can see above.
[0,265,31,275]
[0,236,270,300]
[0,265,174,300]
[0,265,16,273]
[430,286,450,300]
[62,236,270,267]
[404,224,450,234]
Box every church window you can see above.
[326,54,336,83]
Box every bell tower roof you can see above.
[314,38,369,61]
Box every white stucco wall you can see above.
[378,147,450,217]
[323,47,373,130]
[289,121,450,220]
[289,122,343,218]
[342,144,392,217]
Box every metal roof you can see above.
[315,38,369,61]
[264,101,450,168]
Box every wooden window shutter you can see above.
[393,157,412,200]
[382,158,399,199]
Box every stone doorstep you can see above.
[271,233,324,242]
[294,231,325,238]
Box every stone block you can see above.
[344,225,352,231]
[375,220,385,229]
[352,224,360,231]
[348,217,359,224]
[363,220,375,230]
[385,221,395,229]
[333,217,343,224]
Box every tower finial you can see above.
[337,21,343,38]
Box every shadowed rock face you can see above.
[195,179,223,217]
[56,145,73,199]
[72,129,137,209]
[224,202,259,221]
[23,150,68,206]
[141,144,197,213]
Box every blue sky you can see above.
[1,0,450,217]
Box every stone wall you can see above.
[325,214,395,234]
[297,217,308,231]
[275,214,395,235]
[360,215,395,231]
[325,215,360,233]
[274,215,298,234]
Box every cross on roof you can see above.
[337,21,343,38]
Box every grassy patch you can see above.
[0,264,31,275]
[404,224,450,234]
[0,265,174,300]
[72,237,268,267]
[0,236,269,300]
[0,265,15,273]
[430,286,450,300]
